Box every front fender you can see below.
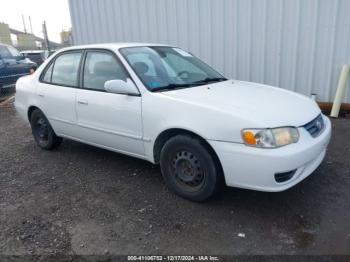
[141,92,254,162]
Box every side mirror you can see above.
[104,78,140,96]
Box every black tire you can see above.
[160,135,222,201]
[30,109,62,150]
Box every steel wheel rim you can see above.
[172,150,205,192]
[35,117,49,142]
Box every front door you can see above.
[76,50,144,157]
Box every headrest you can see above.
[93,61,118,76]
[132,62,149,75]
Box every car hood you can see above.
[160,80,321,127]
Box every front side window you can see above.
[83,51,128,91]
[51,52,82,87]
[120,46,226,92]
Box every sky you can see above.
[0,0,72,43]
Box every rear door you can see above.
[75,50,144,157]
[36,51,83,137]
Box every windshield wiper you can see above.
[151,77,227,92]
[151,83,194,92]
[192,77,227,85]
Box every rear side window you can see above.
[48,52,82,87]
[42,63,54,82]
[83,51,128,91]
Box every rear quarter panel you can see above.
[14,75,38,122]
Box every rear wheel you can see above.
[30,109,62,150]
[160,135,222,201]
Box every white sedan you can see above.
[15,43,331,201]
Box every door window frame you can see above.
[39,50,84,88]
[39,48,140,95]
[79,49,137,93]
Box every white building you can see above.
[68,0,350,102]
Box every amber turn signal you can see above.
[242,131,256,145]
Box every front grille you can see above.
[303,114,324,138]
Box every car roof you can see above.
[58,42,172,52]
[21,50,45,54]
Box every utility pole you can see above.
[22,14,27,33]
[29,16,33,34]
[42,21,51,53]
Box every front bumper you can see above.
[208,115,332,192]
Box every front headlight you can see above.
[241,127,299,148]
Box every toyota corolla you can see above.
[15,43,331,201]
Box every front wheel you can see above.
[160,135,222,201]
[30,109,62,150]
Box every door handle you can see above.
[38,93,45,97]
[77,99,88,105]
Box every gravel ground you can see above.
[0,102,349,256]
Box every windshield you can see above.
[7,45,21,57]
[120,46,227,92]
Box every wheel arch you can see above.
[27,105,40,121]
[153,128,224,179]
